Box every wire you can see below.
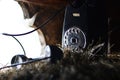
[0,57,50,70]
[0,5,65,70]
[11,36,26,56]
[2,7,65,36]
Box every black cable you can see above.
[11,36,26,56]
[0,57,50,70]
[2,7,65,36]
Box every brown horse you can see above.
[16,0,68,46]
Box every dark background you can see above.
[107,0,120,52]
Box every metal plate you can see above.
[63,27,86,53]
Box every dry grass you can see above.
[0,45,120,80]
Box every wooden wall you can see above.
[107,0,120,52]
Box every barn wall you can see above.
[107,0,120,52]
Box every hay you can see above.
[0,51,120,80]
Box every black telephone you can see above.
[62,0,108,53]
